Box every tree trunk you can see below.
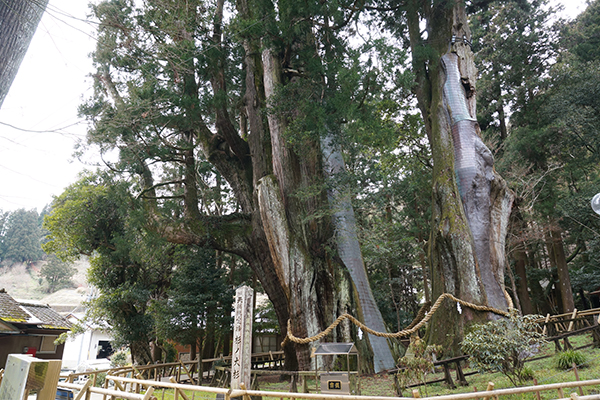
[130,341,153,366]
[514,249,534,314]
[546,224,575,313]
[190,341,197,361]
[407,1,511,354]
[89,0,385,373]
[510,204,534,315]
[0,0,49,107]
[322,135,396,372]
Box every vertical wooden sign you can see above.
[231,285,254,390]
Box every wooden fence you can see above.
[534,308,600,351]
[55,375,600,400]
[62,351,285,386]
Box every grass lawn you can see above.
[254,333,600,398]
[122,334,600,400]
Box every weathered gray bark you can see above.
[0,0,49,108]
[321,135,396,372]
[258,47,370,371]
[407,1,512,353]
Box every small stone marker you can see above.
[0,354,49,400]
[231,285,254,390]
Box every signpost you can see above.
[0,354,53,400]
[231,285,254,391]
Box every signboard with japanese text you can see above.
[320,372,350,395]
[231,285,254,390]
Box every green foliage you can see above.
[562,0,600,63]
[42,173,129,262]
[152,245,234,354]
[254,300,280,335]
[110,349,129,367]
[95,372,107,387]
[555,349,587,370]
[0,208,44,265]
[520,365,536,381]
[39,255,76,293]
[161,341,178,363]
[396,337,442,392]
[44,172,167,364]
[461,311,546,385]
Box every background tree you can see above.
[486,0,600,315]
[44,173,169,364]
[1,208,44,265]
[471,0,557,155]
[152,245,234,367]
[39,255,77,293]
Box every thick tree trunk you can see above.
[408,1,511,354]
[0,0,48,108]
[257,44,383,372]
[130,341,153,366]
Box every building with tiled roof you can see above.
[0,289,72,369]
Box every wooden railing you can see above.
[56,375,600,400]
[534,308,600,351]
[62,351,285,386]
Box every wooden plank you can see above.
[37,360,62,400]
[568,309,578,332]
[542,314,551,335]
[547,324,600,341]
[170,376,190,400]
[71,380,92,400]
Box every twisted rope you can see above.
[283,292,511,346]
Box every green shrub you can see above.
[396,337,443,393]
[520,365,536,381]
[110,349,129,367]
[461,310,546,385]
[95,372,107,387]
[555,349,587,370]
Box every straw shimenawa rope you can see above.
[282,292,512,346]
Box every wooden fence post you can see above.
[485,382,497,400]
[572,363,584,395]
[533,378,541,400]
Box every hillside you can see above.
[0,258,91,312]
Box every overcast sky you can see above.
[0,0,589,213]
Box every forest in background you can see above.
[3,0,600,371]
[0,207,79,294]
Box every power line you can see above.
[0,163,63,188]
[0,120,86,137]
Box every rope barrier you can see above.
[282,292,511,346]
